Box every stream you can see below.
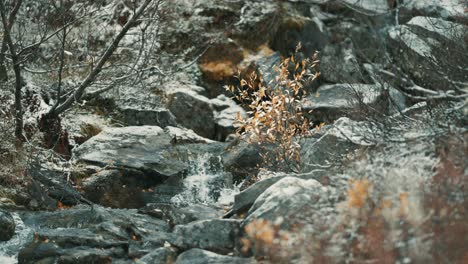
[0,153,240,263]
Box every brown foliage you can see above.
[227,44,320,172]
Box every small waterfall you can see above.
[0,213,34,263]
[171,153,240,206]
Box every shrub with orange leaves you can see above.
[242,219,290,261]
[347,179,372,209]
[226,44,320,172]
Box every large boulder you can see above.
[300,117,381,172]
[224,169,328,218]
[19,242,126,264]
[73,126,224,178]
[242,177,335,235]
[0,210,15,241]
[302,83,388,122]
[166,87,216,139]
[171,219,241,253]
[387,17,467,92]
[80,169,155,208]
[399,0,468,23]
[175,249,256,264]
[73,126,227,207]
[18,206,172,263]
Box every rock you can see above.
[18,206,172,263]
[343,0,390,15]
[18,242,61,264]
[81,169,155,208]
[138,203,223,226]
[399,0,468,23]
[270,12,328,56]
[175,248,255,264]
[387,18,467,92]
[21,205,170,235]
[158,0,238,56]
[319,40,362,84]
[223,142,262,182]
[62,111,110,146]
[171,219,241,253]
[0,210,15,241]
[127,233,175,258]
[211,95,246,141]
[166,87,216,139]
[300,117,380,172]
[26,180,58,211]
[74,126,227,208]
[18,242,125,264]
[120,105,177,128]
[242,177,333,231]
[328,20,384,63]
[233,1,279,49]
[406,16,467,47]
[73,125,225,179]
[198,39,245,85]
[137,247,177,264]
[302,83,388,122]
[225,169,328,218]
[27,163,88,206]
[33,228,127,249]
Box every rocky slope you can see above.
[0,0,467,263]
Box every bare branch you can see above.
[48,0,155,116]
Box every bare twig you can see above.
[48,0,154,116]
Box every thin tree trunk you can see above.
[0,0,22,82]
[0,0,24,144]
[48,0,154,116]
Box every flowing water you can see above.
[171,153,240,207]
[0,154,240,263]
[0,213,34,263]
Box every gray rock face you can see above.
[223,142,262,182]
[120,106,177,128]
[137,247,178,264]
[138,203,223,226]
[387,17,467,92]
[18,206,172,263]
[300,117,380,172]
[171,219,241,253]
[225,170,328,218]
[320,40,362,84]
[0,210,15,241]
[399,0,468,23]
[73,126,224,178]
[166,87,215,139]
[271,13,328,56]
[81,169,154,208]
[339,0,390,15]
[19,242,126,264]
[243,177,333,231]
[302,83,387,122]
[233,1,279,49]
[73,125,227,208]
[175,249,255,264]
[211,95,246,142]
